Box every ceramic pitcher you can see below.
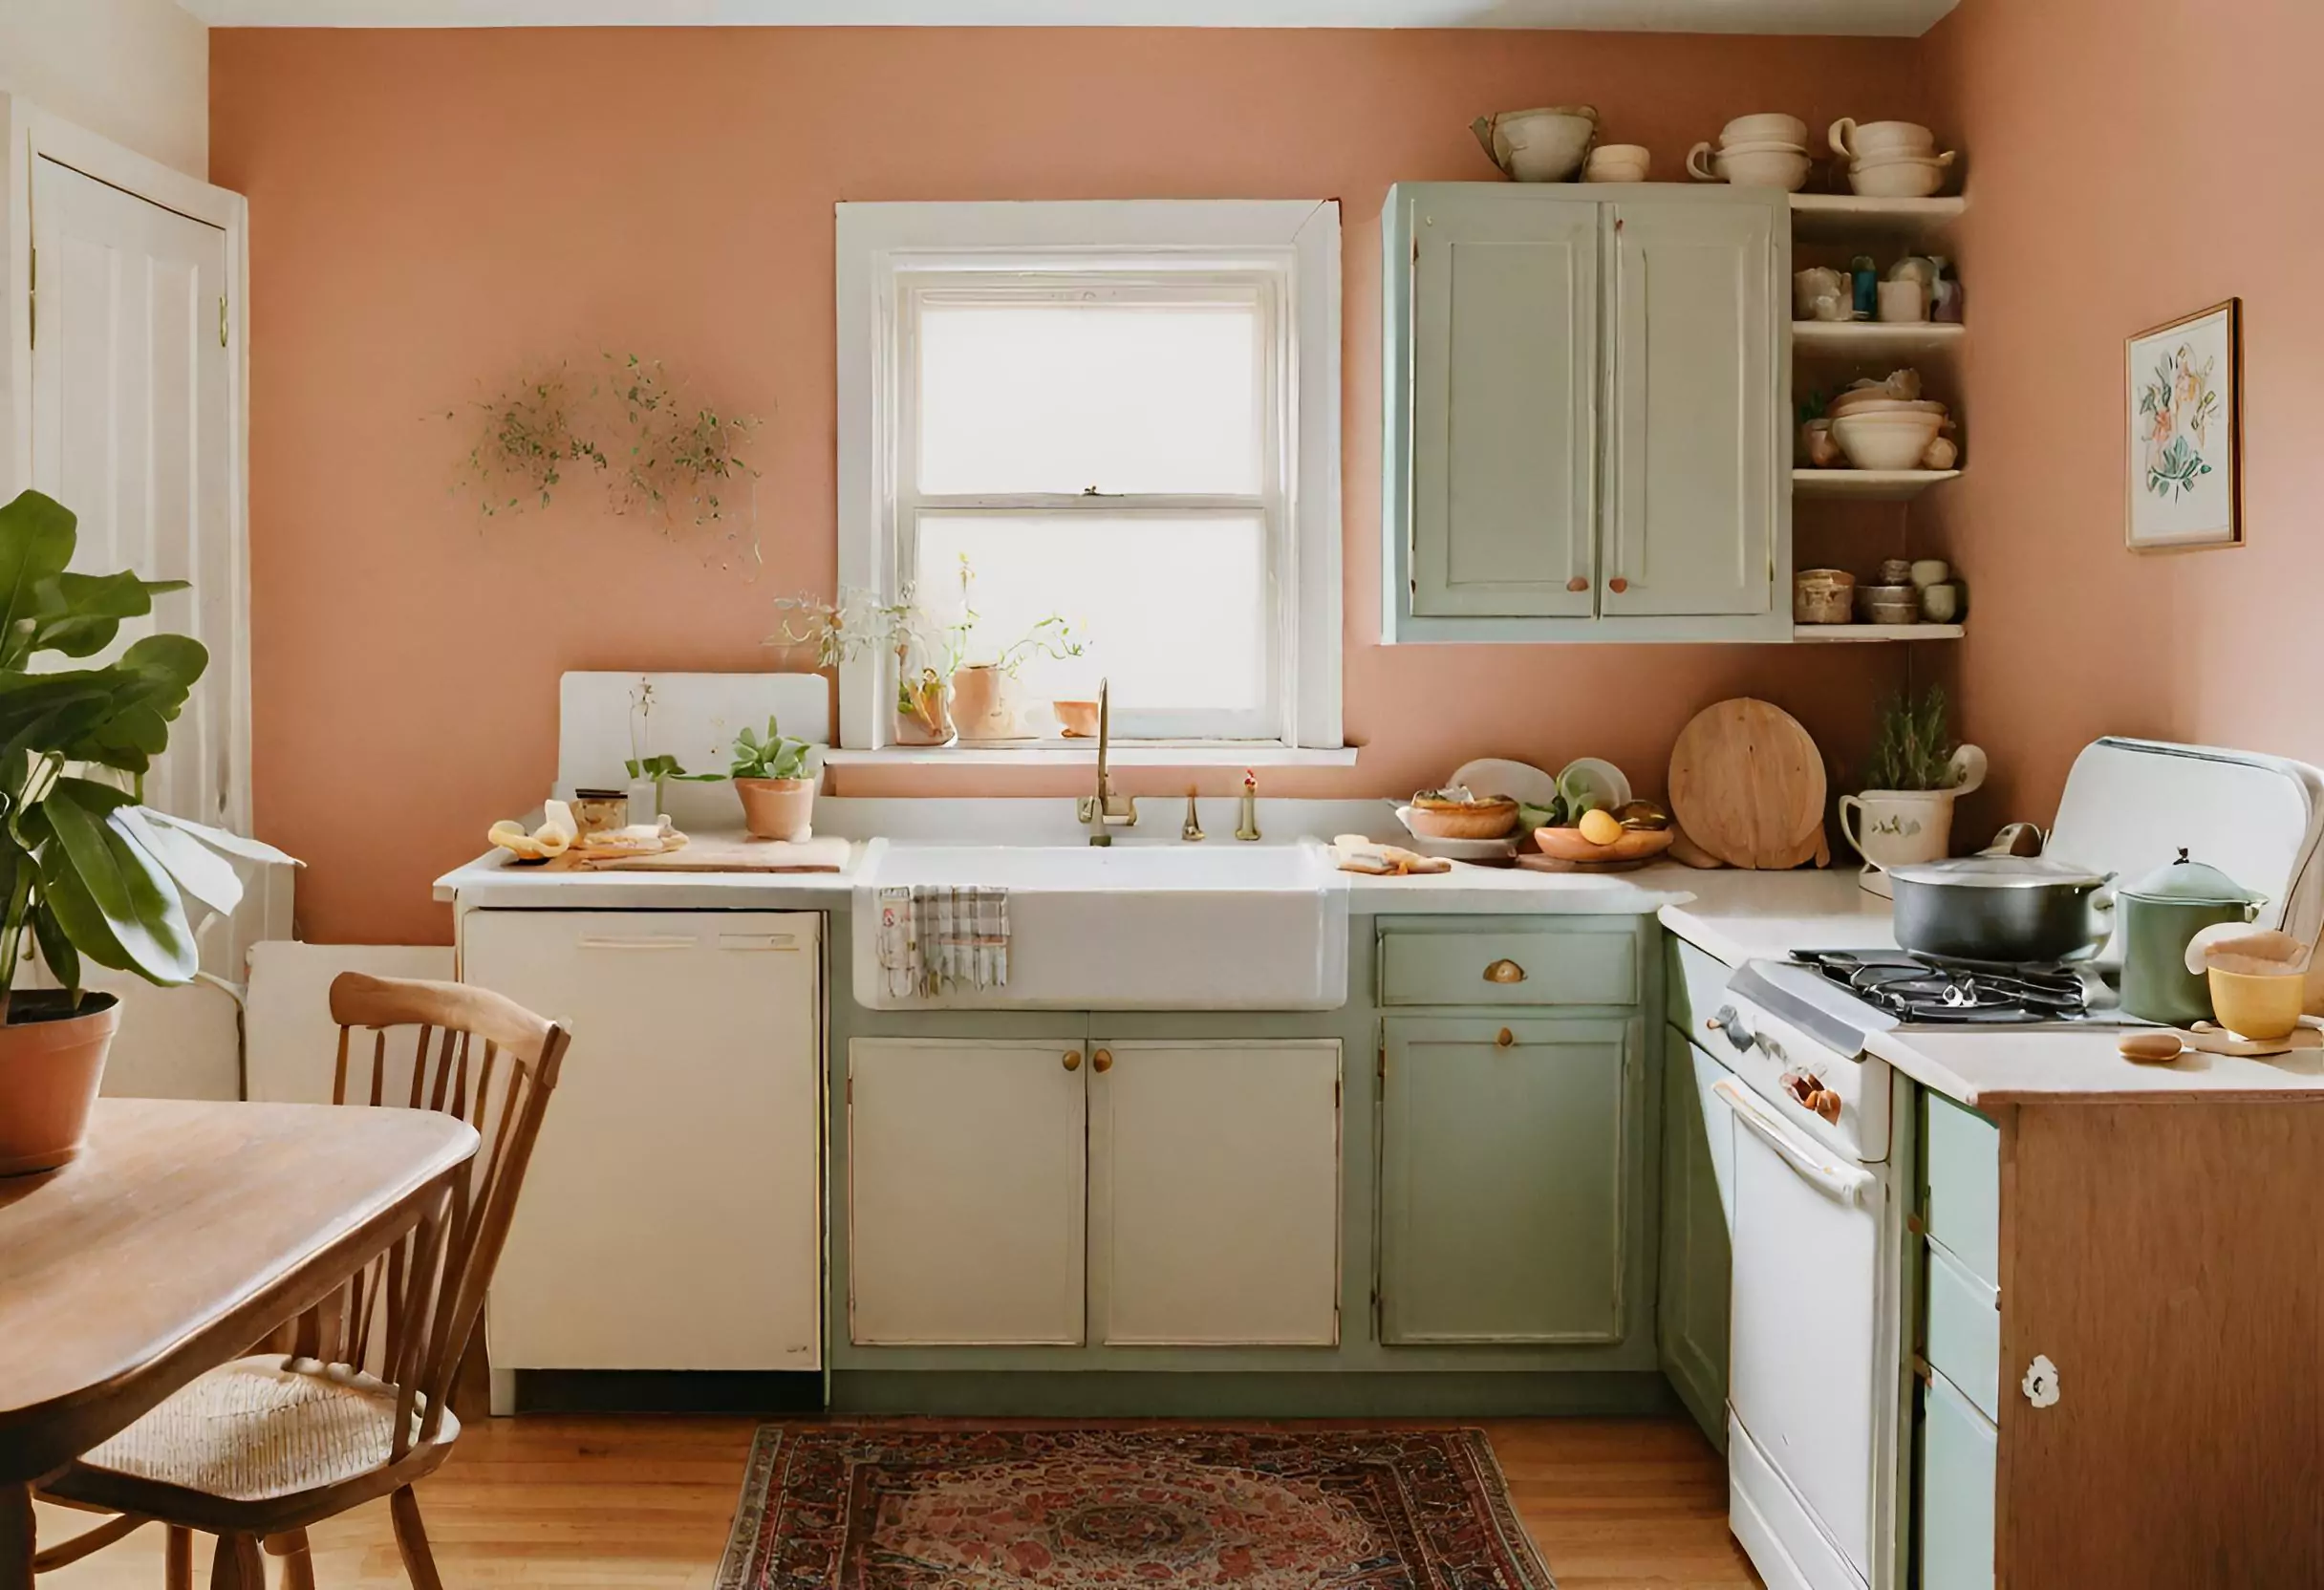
[1840,745,1989,883]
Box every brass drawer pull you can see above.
[1484,959,1527,984]
[1063,1050,1083,1072]
[1496,1027,1515,1048]
[1092,1048,1114,1073]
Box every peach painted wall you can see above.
[210,27,1925,942]
[1918,0,2324,840]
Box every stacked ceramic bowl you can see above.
[1827,374,1955,472]
[1686,113,1811,191]
[1829,118,1957,199]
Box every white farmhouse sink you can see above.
[851,839,1350,1010]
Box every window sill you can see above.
[822,742,1359,769]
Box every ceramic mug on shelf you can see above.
[1793,267,1849,318]
[1876,280,1929,323]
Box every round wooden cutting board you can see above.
[1667,698,1830,870]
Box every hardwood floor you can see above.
[33,1413,1759,1588]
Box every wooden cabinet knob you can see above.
[1608,576,1629,594]
[1483,959,1527,984]
[1092,1048,1114,1073]
[1063,1050,1083,1071]
[1496,1027,1515,1048]
[1566,576,1588,592]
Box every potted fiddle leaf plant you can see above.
[727,717,820,841]
[0,489,266,1174]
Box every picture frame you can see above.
[2126,298,2243,551]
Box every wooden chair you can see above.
[36,974,570,1589]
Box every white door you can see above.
[1090,1040,1341,1346]
[463,910,824,1372]
[1409,190,1600,618]
[1718,1076,1883,1583]
[1603,194,1780,618]
[31,155,239,829]
[849,1037,1087,1346]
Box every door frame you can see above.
[0,95,252,834]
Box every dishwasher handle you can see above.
[1712,1077,1873,1205]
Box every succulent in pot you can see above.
[726,717,821,842]
[0,489,276,1174]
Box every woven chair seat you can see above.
[77,1356,457,1503]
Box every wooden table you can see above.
[0,1098,479,1587]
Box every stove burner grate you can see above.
[1791,950,2092,1024]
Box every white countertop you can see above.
[1654,863,2324,1105]
[436,842,1697,916]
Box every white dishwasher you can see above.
[461,910,824,1396]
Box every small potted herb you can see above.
[727,717,821,841]
[1841,686,1988,880]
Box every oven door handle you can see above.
[1712,1077,1874,1205]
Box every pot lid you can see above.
[2121,848,2264,907]
[1886,854,2113,890]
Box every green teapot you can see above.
[2117,849,2265,1026]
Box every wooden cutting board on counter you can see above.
[549,834,851,873]
[1667,698,1830,870]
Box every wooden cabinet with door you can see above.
[1657,1025,1732,1450]
[848,1037,1343,1350]
[1383,182,1788,644]
[1377,1015,1635,1343]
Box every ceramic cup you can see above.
[1794,267,1848,317]
[1583,143,1651,182]
[1876,279,1929,322]
[1908,558,1951,588]
[1919,581,1963,623]
[1840,788,1957,873]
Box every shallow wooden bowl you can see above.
[1406,799,1519,840]
[1531,826,1677,865]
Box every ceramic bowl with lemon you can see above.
[1532,801,1676,866]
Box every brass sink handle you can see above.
[1484,959,1527,984]
[1092,1048,1114,1073]
[1063,1050,1083,1072]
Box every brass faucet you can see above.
[1075,678,1137,845]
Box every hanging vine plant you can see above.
[446,353,764,567]
[446,361,606,517]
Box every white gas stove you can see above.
[1708,737,2324,1590]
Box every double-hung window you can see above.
[836,200,1342,756]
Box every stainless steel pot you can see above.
[1886,855,2117,964]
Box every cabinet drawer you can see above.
[1665,935,1736,1039]
[1380,927,1638,1007]
[1923,1094,2001,1289]
[1917,1367,1998,1590]
[1925,1237,2000,1422]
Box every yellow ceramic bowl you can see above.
[2207,967,2305,1041]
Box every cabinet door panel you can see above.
[1658,1027,1732,1450]
[1092,1041,1342,1346]
[849,1038,1087,1346]
[1409,192,1599,617]
[1918,1368,1999,1590]
[1380,1017,1632,1343]
[1605,196,1780,617]
[463,911,822,1371]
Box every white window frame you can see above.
[835,200,1341,757]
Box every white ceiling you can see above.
[181,0,1959,37]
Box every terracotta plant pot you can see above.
[736,777,814,842]
[949,664,1022,742]
[0,993,120,1176]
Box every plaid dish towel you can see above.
[876,885,1010,998]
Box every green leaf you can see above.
[27,571,188,658]
[113,804,243,919]
[35,784,197,984]
[0,491,77,664]
[31,901,79,1003]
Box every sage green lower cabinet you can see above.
[1378,1016,1634,1344]
[1917,1367,1999,1590]
[1656,1025,1731,1450]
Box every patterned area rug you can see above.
[714,1426,1555,1590]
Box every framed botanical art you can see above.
[2126,298,2243,551]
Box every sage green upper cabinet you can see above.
[1383,183,1790,645]
[1603,199,1780,620]
[1408,191,1600,619]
